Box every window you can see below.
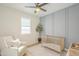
[21,16,31,34]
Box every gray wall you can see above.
[40,14,54,35]
[54,9,65,37]
[40,4,79,48]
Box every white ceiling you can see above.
[0,3,75,17]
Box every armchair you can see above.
[0,36,26,56]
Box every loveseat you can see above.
[41,35,64,52]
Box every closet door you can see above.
[54,9,65,37]
[69,4,79,44]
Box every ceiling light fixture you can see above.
[36,7,40,12]
[25,3,48,13]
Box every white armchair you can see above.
[0,36,26,56]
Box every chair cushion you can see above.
[2,36,14,47]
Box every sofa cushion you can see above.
[42,43,61,52]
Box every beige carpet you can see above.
[26,44,66,56]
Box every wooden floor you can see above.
[25,44,67,56]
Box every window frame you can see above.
[21,16,31,34]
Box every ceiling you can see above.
[0,3,75,17]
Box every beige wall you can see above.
[0,6,39,43]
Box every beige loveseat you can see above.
[41,35,64,52]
